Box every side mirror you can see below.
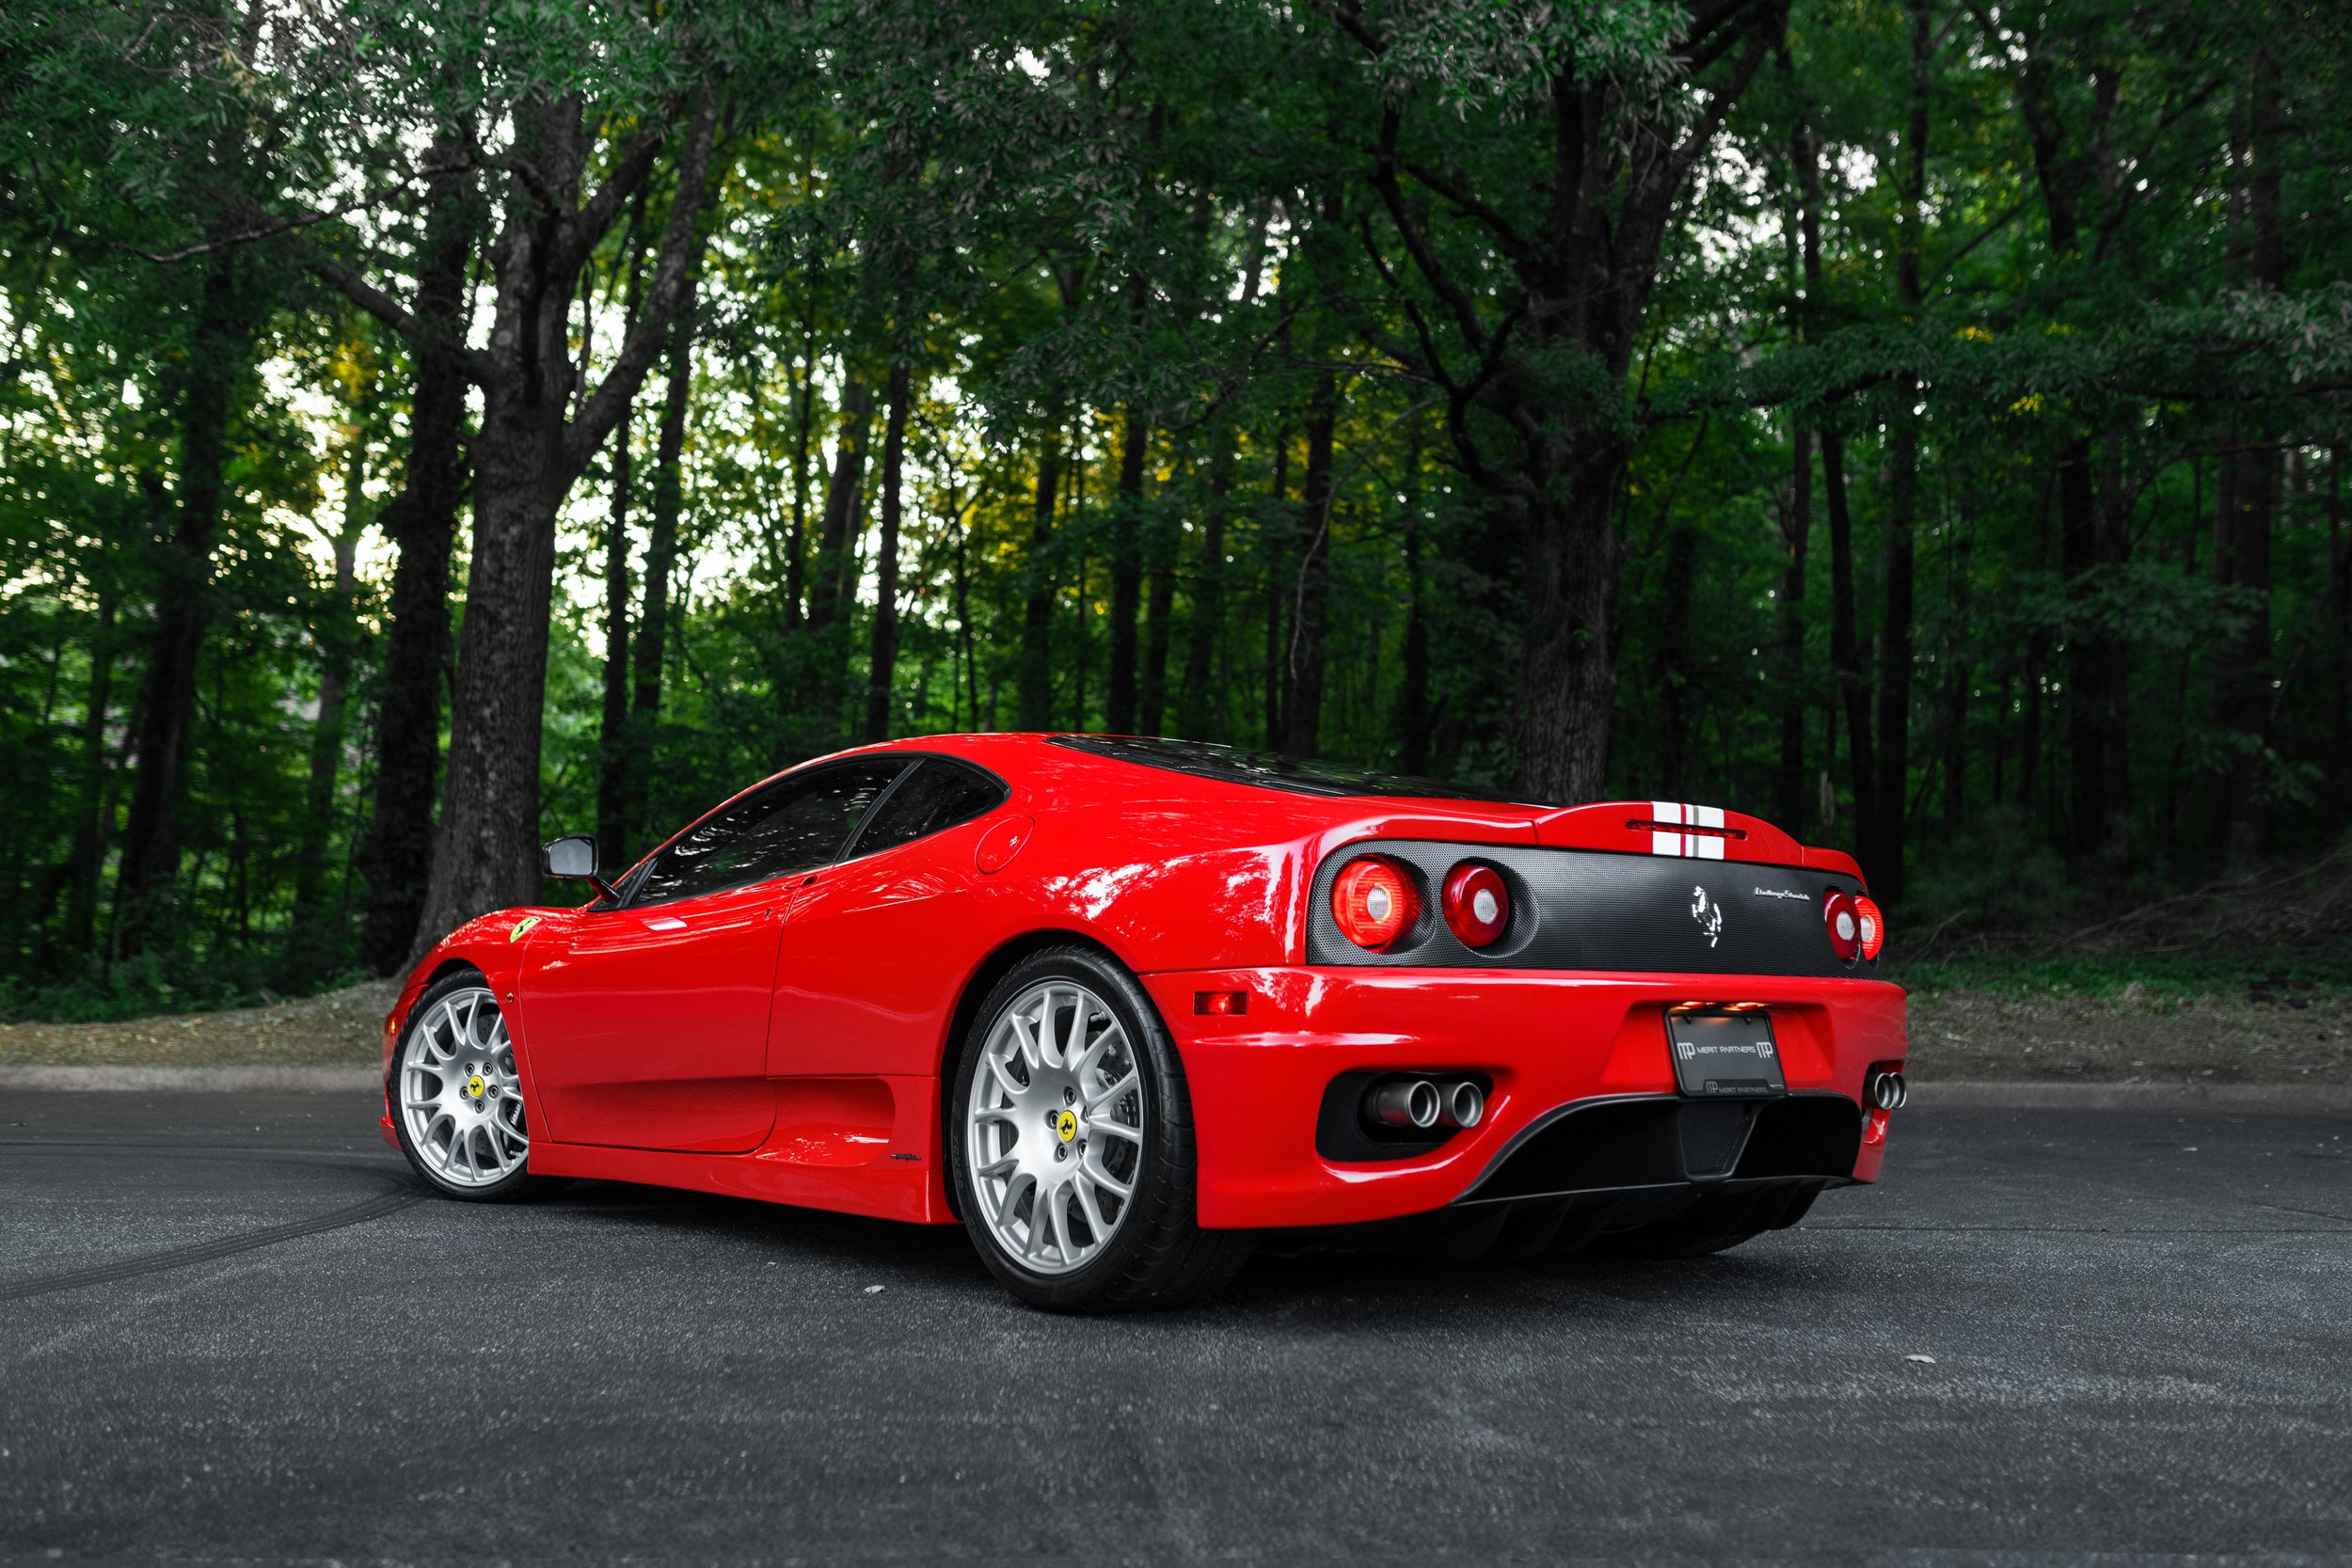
[542,834,618,903]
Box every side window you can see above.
[633,759,910,904]
[850,759,1007,858]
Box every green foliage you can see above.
[3,0,2350,1018]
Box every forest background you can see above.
[3,0,2349,1022]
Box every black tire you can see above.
[389,969,559,1203]
[948,944,1251,1312]
[1585,1184,1820,1260]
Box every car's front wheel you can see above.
[391,971,549,1202]
[950,946,1249,1312]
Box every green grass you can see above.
[1887,942,2352,1004]
[0,950,373,1026]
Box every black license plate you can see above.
[1664,1010,1787,1099]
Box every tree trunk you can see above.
[1138,505,1176,736]
[1514,447,1622,804]
[1872,420,1915,906]
[1777,107,1823,835]
[1943,526,1973,842]
[1107,406,1148,734]
[1823,420,1876,857]
[1350,13,1781,803]
[59,588,118,961]
[359,143,478,974]
[1867,0,1929,905]
[786,273,819,631]
[866,356,912,742]
[1175,427,1236,740]
[1282,373,1338,757]
[1775,420,1813,832]
[806,378,874,638]
[1070,443,1090,724]
[2328,447,2349,821]
[116,253,246,952]
[1400,497,1432,776]
[406,89,721,955]
[596,404,636,869]
[596,208,651,870]
[1262,433,1291,749]
[2212,438,2277,864]
[2211,61,2285,866]
[2057,439,2116,868]
[292,492,362,935]
[1659,515,1697,800]
[1017,429,1062,730]
[633,311,693,729]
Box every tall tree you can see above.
[112,3,275,951]
[1282,371,1339,757]
[866,356,914,741]
[357,141,478,974]
[627,302,697,839]
[1337,0,1786,800]
[290,398,370,940]
[324,84,724,953]
[1107,397,1150,735]
[596,198,652,870]
[1867,0,1931,904]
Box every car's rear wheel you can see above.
[951,946,1249,1312]
[391,971,548,1202]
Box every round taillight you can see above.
[1441,863,1510,948]
[1823,891,1861,962]
[1853,895,1886,961]
[1331,857,1419,950]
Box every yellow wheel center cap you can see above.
[465,1073,487,1101]
[1054,1109,1078,1144]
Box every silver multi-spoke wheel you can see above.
[963,980,1147,1275]
[398,984,529,1190]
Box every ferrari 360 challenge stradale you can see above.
[381,734,1906,1311]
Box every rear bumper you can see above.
[1139,967,1907,1231]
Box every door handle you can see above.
[644,916,688,931]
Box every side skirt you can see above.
[528,1073,957,1225]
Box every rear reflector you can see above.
[1193,990,1248,1016]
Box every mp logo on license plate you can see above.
[1664,1009,1788,1099]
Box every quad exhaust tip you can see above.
[1368,1078,1441,1130]
[1868,1069,1908,1112]
[1364,1076,1486,1132]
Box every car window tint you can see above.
[850,759,1008,858]
[634,759,909,904]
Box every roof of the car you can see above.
[817,733,1548,816]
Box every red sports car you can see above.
[381,735,1907,1311]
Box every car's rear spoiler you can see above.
[1530,800,1865,883]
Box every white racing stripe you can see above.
[1649,800,1727,859]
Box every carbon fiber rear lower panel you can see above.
[1307,839,1877,978]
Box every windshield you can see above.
[1046,735,1552,806]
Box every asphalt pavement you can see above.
[3,1089,2348,1565]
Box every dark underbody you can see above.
[1275,1091,1860,1258]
